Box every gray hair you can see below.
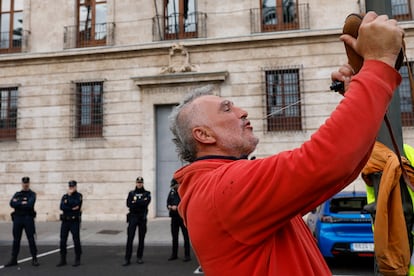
[169,85,217,162]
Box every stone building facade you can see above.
[0,0,413,221]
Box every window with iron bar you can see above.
[75,81,103,138]
[0,87,18,140]
[77,0,107,47]
[0,0,23,53]
[265,68,302,131]
[392,0,412,21]
[261,0,298,32]
[164,0,198,39]
[398,62,414,127]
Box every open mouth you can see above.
[244,120,253,130]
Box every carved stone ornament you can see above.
[160,43,199,74]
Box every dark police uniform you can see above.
[57,180,83,267]
[5,176,39,267]
[124,177,151,265]
[167,179,191,261]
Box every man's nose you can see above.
[236,107,248,119]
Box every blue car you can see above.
[306,191,374,258]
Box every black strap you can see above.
[383,114,414,191]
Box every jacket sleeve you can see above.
[126,192,133,208]
[72,193,82,209]
[78,193,83,210]
[147,192,152,206]
[9,192,36,210]
[213,60,401,244]
[26,191,36,209]
[60,195,71,211]
[167,190,172,208]
[10,192,21,208]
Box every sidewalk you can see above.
[0,217,172,246]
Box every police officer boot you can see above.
[32,256,39,266]
[72,256,81,267]
[168,255,178,261]
[56,256,67,267]
[4,257,17,267]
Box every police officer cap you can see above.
[68,180,77,187]
[136,176,144,183]
[170,178,178,187]
[22,176,30,183]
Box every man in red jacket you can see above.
[169,12,404,276]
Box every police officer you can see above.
[56,180,83,267]
[167,178,191,262]
[5,176,39,267]
[123,177,151,266]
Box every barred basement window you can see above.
[398,62,414,127]
[75,81,103,138]
[0,87,18,140]
[265,68,302,131]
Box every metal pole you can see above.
[365,0,405,156]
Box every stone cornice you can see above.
[132,71,228,87]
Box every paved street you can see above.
[0,219,374,275]
[0,245,200,276]
[0,218,202,275]
[327,257,374,276]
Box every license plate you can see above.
[351,243,374,252]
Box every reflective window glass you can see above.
[95,3,106,24]
[1,13,9,33]
[14,0,23,10]
[1,0,10,12]
[13,12,22,39]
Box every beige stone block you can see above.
[309,0,360,30]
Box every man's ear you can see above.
[192,126,216,144]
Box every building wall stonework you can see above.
[0,0,414,221]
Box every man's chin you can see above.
[251,137,259,148]
[245,139,259,156]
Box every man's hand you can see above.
[331,64,354,94]
[340,11,404,68]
